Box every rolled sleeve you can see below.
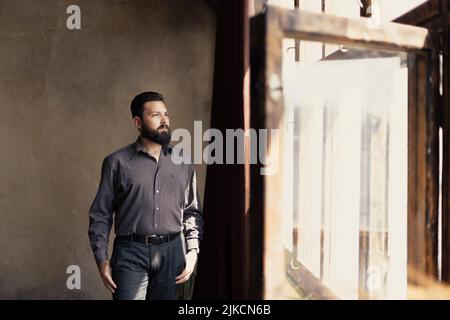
[88,157,116,266]
[183,168,204,252]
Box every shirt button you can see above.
[156,207,159,210]
[156,190,159,194]
[155,224,158,227]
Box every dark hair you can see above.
[130,91,165,119]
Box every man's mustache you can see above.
[158,124,169,130]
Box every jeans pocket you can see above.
[176,243,187,274]
[110,246,119,272]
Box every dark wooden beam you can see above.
[394,0,441,29]
[441,0,450,283]
[248,11,267,299]
[360,0,372,18]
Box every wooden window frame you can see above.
[248,5,441,299]
[395,0,450,288]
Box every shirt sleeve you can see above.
[183,167,204,253]
[88,157,116,266]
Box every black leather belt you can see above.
[116,232,180,245]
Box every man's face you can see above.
[135,101,171,145]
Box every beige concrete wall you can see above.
[0,0,214,299]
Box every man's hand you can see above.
[175,251,198,284]
[98,260,117,294]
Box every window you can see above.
[283,42,408,299]
[249,5,441,299]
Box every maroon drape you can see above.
[193,0,250,299]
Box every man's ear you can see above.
[133,116,142,131]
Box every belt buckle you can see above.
[145,235,158,245]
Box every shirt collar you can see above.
[130,136,173,160]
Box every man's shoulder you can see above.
[104,142,135,164]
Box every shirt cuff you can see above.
[186,238,200,253]
[95,251,108,267]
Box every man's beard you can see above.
[141,123,171,146]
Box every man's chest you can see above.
[117,158,189,198]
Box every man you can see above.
[88,91,204,300]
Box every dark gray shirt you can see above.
[88,137,204,265]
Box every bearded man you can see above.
[88,91,204,300]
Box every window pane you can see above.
[281,40,408,299]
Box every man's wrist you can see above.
[98,259,110,271]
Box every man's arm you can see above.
[176,167,204,284]
[88,157,116,267]
[88,157,117,293]
[182,168,204,253]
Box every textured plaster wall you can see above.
[0,0,214,299]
